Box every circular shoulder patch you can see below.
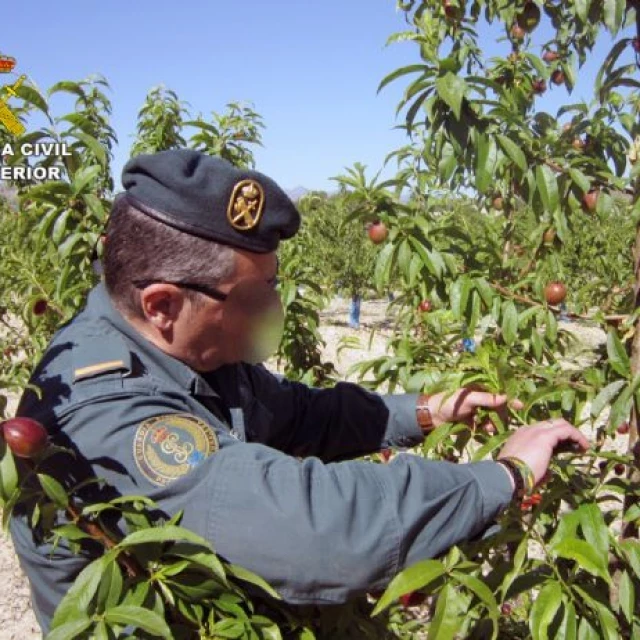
[133,413,219,486]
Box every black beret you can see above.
[120,149,300,253]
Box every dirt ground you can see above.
[0,297,622,639]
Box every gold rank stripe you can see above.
[74,359,126,379]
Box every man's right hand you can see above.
[497,418,591,485]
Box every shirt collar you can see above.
[85,281,219,398]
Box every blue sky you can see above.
[2,1,636,192]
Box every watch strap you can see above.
[497,457,535,501]
[416,394,433,431]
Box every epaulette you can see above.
[72,331,132,382]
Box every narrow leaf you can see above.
[372,559,445,616]
[104,606,172,638]
[530,580,562,640]
[37,474,68,508]
[435,73,467,120]
[536,165,559,214]
[497,134,527,172]
[553,539,611,584]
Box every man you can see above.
[10,149,589,633]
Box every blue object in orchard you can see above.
[559,302,569,322]
[349,294,361,329]
[462,337,476,353]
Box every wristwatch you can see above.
[416,394,434,433]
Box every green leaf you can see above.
[71,165,101,195]
[468,290,481,334]
[501,301,518,347]
[96,558,123,613]
[618,570,634,623]
[0,447,18,503]
[435,73,467,120]
[552,207,570,244]
[590,380,627,419]
[497,134,527,172]
[226,563,281,600]
[568,168,590,194]
[374,243,395,291]
[51,524,91,542]
[603,0,625,34]
[377,64,426,94]
[48,81,86,98]
[51,552,115,628]
[14,84,49,116]
[501,536,529,601]
[536,165,559,214]
[593,599,620,640]
[451,571,498,637]
[57,232,84,259]
[476,135,498,194]
[576,503,609,559]
[553,539,611,585]
[172,548,228,585]
[549,511,580,550]
[427,582,465,640]
[620,539,640,577]
[471,431,512,462]
[574,0,590,22]
[210,619,246,639]
[45,617,93,640]
[37,474,68,508]
[117,524,213,550]
[93,620,109,640]
[557,598,577,640]
[530,580,562,640]
[450,277,471,320]
[52,209,73,245]
[423,422,459,453]
[606,330,630,378]
[475,278,494,308]
[66,131,107,166]
[104,606,172,638]
[609,373,640,429]
[545,309,557,343]
[372,559,445,616]
[397,239,412,279]
[577,616,600,640]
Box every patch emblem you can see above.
[227,179,265,231]
[133,414,219,486]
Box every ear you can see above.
[139,284,185,330]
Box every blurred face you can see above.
[131,249,282,372]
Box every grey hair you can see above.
[102,196,236,319]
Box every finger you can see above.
[540,418,574,429]
[466,391,510,410]
[548,424,591,450]
[510,398,525,411]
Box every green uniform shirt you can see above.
[10,282,513,633]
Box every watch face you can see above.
[416,404,432,428]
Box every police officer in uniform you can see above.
[9,149,590,634]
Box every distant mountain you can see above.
[286,186,310,202]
